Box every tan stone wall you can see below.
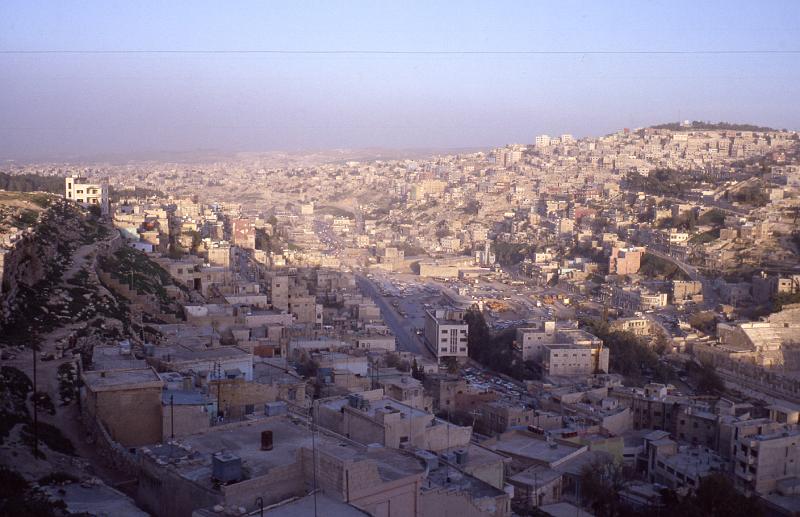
[136,456,220,517]
[420,421,472,452]
[221,461,306,508]
[420,487,510,517]
[162,403,211,440]
[87,386,163,447]
[212,379,279,419]
[342,408,387,445]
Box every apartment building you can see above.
[515,325,607,377]
[65,176,109,215]
[609,246,645,275]
[81,367,164,447]
[734,425,800,494]
[542,342,609,377]
[424,307,469,363]
[315,391,472,452]
[515,321,557,361]
[610,316,653,336]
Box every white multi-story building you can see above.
[515,324,608,376]
[424,308,469,363]
[535,134,551,148]
[65,176,109,215]
[542,343,609,377]
[734,425,800,494]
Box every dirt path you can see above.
[4,223,134,487]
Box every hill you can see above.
[651,121,778,132]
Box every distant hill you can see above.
[0,172,64,194]
[651,121,779,132]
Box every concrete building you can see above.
[542,343,609,377]
[81,367,164,447]
[612,286,669,311]
[610,317,653,336]
[734,425,800,494]
[424,308,469,363]
[422,374,467,412]
[356,333,397,352]
[673,280,703,303]
[479,400,538,434]
[206,243,232,268]
[515,325,607,376]
[136,415,427,517]
[515,321,557,361]
[315,391,472,452]
[65,176,109,215]
[608,246,644,275]
[148,345,254,381]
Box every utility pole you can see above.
[170,394,175,440]
[215,361,222,422]
[311,409,318,517]
[32,343,39,457]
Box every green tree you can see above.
[579,456,627,517]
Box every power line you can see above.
[0,49,799,55]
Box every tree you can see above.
[658,473,764,517]
[579,456,627,517]
[436,357,458,374]
[581,318,659,379]
[653,331,671,355]
[411,358,425,380]
[688,362,725,395]
[688,311,717,334]
[384,352,401,369]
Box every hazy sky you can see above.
[1,1,799,160]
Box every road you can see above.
[355,274,435,359]
[643,247,720,308]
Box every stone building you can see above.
[81,367,164,447]
[315,390,472,452]
[424,307,469,363]
[65,176,109,215]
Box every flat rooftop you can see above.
[83,367,163,392]
[153,345,251,362]
[424,463,506,500]
[256,493,368,517]
[162,389,211,406]
[142,415,424,490]
[661,447,723,477]
[40,483,148,517]
[322,396,429,419]
[510,465,562,487]
[485,431,585,466]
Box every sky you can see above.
[1,1,799,161]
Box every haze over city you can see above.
[2,0,799,160]
[2,3,800,517]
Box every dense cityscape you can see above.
[0,120,799,517]
[3,1,800,516]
